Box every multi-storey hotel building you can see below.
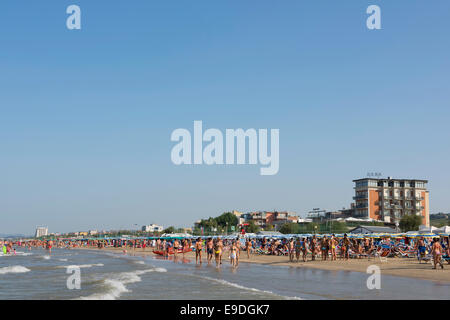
[353,178,430,226]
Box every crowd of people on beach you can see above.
[1,234,449,270]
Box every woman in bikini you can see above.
[295,238,302,262]
[310,236,317,261]
[330,235,337,261]
[431,238,444,270]
[288,239,295,262]
[301,237,309,262]
[214,240,222,267]
[230,242,238,268]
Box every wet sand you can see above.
[75,246,450,283]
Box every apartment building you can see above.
[246,211,299,229]
[35,226,48,238]
[353,177,430,226]
[141,224,164,232]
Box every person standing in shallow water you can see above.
[195,238,202,264]
[214,240,221,268]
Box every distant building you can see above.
[180,227,193,234]
[231,210,245,225]
[35,227,48,238]
[348,225,397,234]
[89,230,98,236]
[142,224,164,232]
[245,211,299,229]
[353,177,430,227]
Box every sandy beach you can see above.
[76,246,450,283]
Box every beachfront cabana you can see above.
[348,225,397,235]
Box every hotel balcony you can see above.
[415,196,424,201]
[353,194,368,200]
[355,203,368,209]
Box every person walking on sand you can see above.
[330,235,337,261]
[416,237,426,263]
[288,238,295,262]
[431,238,444,270]
[310,236,317,261]
[301,237,309,262]
[195,238,203,264]
[295,238,301,262]
[342,234,350,260]
[245,238,252,259]
[321,236,328,261]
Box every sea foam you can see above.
[78,267,167,300]
[0,266,31,275]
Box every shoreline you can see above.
[74,246,450,283]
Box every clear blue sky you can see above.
[1,1,449,235]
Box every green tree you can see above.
[246,221,260,233]
[215,212,239,230]
[162,226,176,234]
[399,215,422,232]
[306,223,320,233]
[279,223,300,234]
[329,221,348,233]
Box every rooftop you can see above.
[353,178,428,183]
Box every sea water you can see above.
[0,248,448,300]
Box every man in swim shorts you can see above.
[206,238,214,263]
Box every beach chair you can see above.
[396,248,416,258]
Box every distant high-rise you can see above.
[35,226,48,238]
[353,178,430,226]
